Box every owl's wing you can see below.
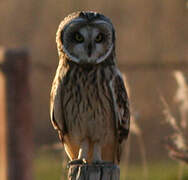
[50,75,67,142]
[110,71,130,162]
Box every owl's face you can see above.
[57,12,115,64]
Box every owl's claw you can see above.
[68,159,87,166]
[82,158,87,163]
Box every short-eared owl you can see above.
[50,11,130,164]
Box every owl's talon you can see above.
[68,159,87,166]
[82,158,87,164]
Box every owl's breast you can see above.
[62,66,115,143]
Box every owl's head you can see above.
[56,11,115,64]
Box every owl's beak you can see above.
[87,43,92,57]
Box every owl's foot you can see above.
[68,158,87,166]
[78,140,89,162]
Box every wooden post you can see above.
[67,162,120,180]
[0,48,8,180]
[0,48,33,180]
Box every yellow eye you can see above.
[74,32,84,43]
[95,33,104,43]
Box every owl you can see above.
[50,11,130,164]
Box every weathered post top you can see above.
[67,161,120,180]
[0,47,29,73]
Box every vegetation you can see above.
[34,149,188,180]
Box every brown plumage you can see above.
[50,11,130,164]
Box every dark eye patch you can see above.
[73,32,84,43]
[93,25,112,43]
[61,22,86,43]
[95,33,105,43]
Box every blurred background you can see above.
[1,0,188,179]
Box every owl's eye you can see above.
[74,32,84,43]
[95,33,104,43]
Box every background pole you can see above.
[0,48,33,180]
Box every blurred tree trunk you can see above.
[0,48,33,180]
[0,48,8,180]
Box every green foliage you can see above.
[121,162,182,180]
[34,150,67,180]
[34,150,188,180]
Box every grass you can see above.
[34,149,67,180]
[121,161,188,180]
[34,149,188,180]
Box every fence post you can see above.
[0,48,8,180]
[67,162,120,180]
[0,47,33,180]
